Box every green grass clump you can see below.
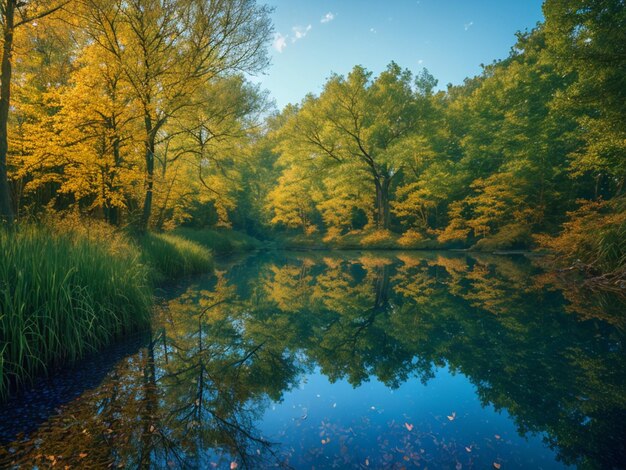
[0,225,152,400]
[173,227,261,254]
[138,232,213,281]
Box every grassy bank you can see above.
[173,227,262,254]
[138,232,213,282]
[0,223,259,400]
[0,225,152,400]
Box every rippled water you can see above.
[1,251,625,469]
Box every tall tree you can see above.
[0,0,68,223]
[275,63,421,230]
[82,0,273,230]
[543,0,626,197]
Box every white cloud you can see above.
[321,12,335,24]
[291,24,312,43]
[273,33,288,52]
[418,59,424,65]
[464,21,474,31]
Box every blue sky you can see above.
[253,0,545,109]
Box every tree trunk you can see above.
[0,0,16,224]
[375,177,391,230]
[140,116,155,232]
[374,264,390,309]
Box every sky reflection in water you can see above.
[0,251,624,469]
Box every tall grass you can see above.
[0,225,152,400]
[173,227,261,254]
[138,232,213,282]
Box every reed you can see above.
[0,225,152,400]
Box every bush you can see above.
[472,223,533,251]
[359,229,397,248]
[537,198,626,277]
[0,225,152,400]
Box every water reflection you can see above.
[0,251,624,469]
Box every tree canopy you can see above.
[0,0,623,276]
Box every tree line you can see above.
[0,0,272,231]
[263,1,624,260]
[0,0,624,277]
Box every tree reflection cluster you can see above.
[1,252,624,468]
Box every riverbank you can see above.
[274,229,521,252]
[274,229,625,292]
[0,223,259,401]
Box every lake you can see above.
[1,251,624,469]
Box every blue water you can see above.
[259,366,566,468]
[1,251,624,469]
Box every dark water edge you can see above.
[0,250,624,469]
[0,331,149,444]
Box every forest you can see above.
[0,0,623,275]
[0,0,624,402]
[0,1,625,468]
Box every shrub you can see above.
[536,198,626,277]
[398,229,425,247]
[359,229,396,248]
[472,223,533,251]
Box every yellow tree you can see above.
[50,43,142,224]
[0,0,69,223]
[276,63,421,230]
[82,0,273,231]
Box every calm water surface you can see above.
[1,251,625,469]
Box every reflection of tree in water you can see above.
[151,272,303,467]
[0,273,301,468]
[1,252,624,468]
[244,252,626,468]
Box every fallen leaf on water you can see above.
[230,462,238,470]
[149,425,155,433]
[447,412,456,421]
[465,446,472,453]
[365,458,369,466]
[321,439,328,445]
[493,463,501,469]
[494,434,501,440]
[79,453,88,459]
[404,423,414,431]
